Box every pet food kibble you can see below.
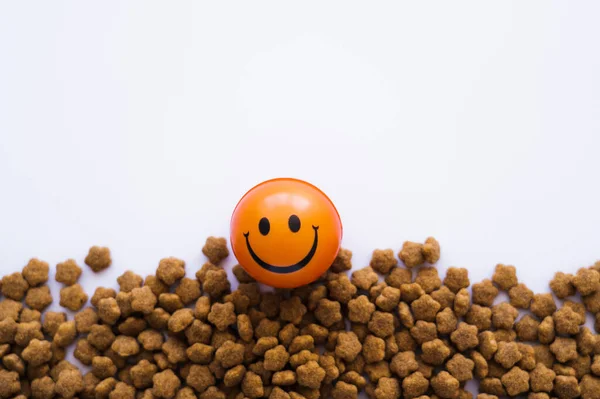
[554,375,581,399]
[492,302,519,329]
[280,296,307,325]
[375,287,401,312]
[399,241,424,269]
[296,360,326,389]
[501,366,529,396]
[410,320,437,345]
[531,294,557,319]
[444,267,470,293]
[0,299,23,322]
[550,272,576,299]
[328,274,357,304]
[97,297,120,325]
[91,287,117,308]
[59,284,88,311]
[580,375,600,399]
[551,337,578,363]
[363,335,385,364]
[92,357,117,380]
[515,315,540,342]
[264,345,290,371]
[390,351,418,378]
[421,338,451,366]
[370,250,398,275]
[31,376,55,399]
[451,322,479,352]
[21,339,52,366]
[401,371,428,398]
[152,369,181,398]
[369,311,395,338]
[423,237,440,264]
[174,278,201,305]
[373,377,400,399]
[431,371,459,399]
[385,267,412,290]
[23,259,49,287]
[156,257,185,286]
[75,307,98,334]
[538,316,555,344]
[54,321,77,347]
[55,369,84,398]
[315,298,343,327]
[343,296,373,325]
[336,332,362,362]
[454,288,470,317]
[74,338,100,365]
[495,341,523,368]
[95,377,117,398]
[207,302,236,331]
[352,267,379,291]
[215,340,244,368]
[55,259,82,286]
[117,271,143,293]
[111,336,140,357]
[492,264,518,291]
[573,268,600,296]
[436,307,458,335]
[1,272,29,300]
[411,294,440,322]
[554,306,582,335]
[202,237,229,265]
[15,321,43,346]
[508,283,534,309]
[203,269,230,298]
[472,279,498,307]
[530,363,556,393]
[25,286,53,311]
[446,353,474,382]
[168,308,194,333]
[85,246,112,272]
[241,370,263,398]
[330,248,353,273]
[20,308,41,323]
[331,380,358,399]
[415,267,441,293]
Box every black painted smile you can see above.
[243,226,319,274]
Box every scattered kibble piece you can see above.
[56,259,82,286]
[85,246,112,272]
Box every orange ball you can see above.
[230,178,343,288]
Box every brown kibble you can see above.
[0,299,23,322]
[385,267,412,289]
[370,249,398,275]
[331,380,358,399]
[492,302,519,329]
[402,371,428,398]
[158,293,183,313]
[431,371,459,399]
[373,377,400,399]
[15,320,43,346]
[330,248,353,273]
[446,353,474,382]
[241,370,263,398]
[577,327,596,356]
[530,293,557,319]
[168,308,194,333]
[431,285,456,309]
[130,359,157,389]
[264,345,290,371]
[335,332,362,362]
[232,264,254,284]
[85,246,112,272]
[375,286,401,312]
[174,278,201,305]
[21,339,52,366]
[162,337,187,364]
[363,335,386,364]
[450,322,479,351]
[280,296,307,325]
[153,369,181,398]
[129,286,157,315]
[573,267,600,296]
[88,324,116,351]
[23,259,49,287]
[472,279,498,307]
[550,272,576,299]
[56,369,84,398]
[554,375,581,399]
[398,302,414,329]
[551,337,578,363]
[59,284,88,311]
[538,316,555,344]
[411,294,440,322]
[554,306,583,336]
[31,376,55,399]
[20,308,40,323]
[399,241,424,268]
[421,338,451,366]
[91,287,117,308]
[347,296,374,324]
[315,298,343,327]
[515,314,540,342]
[223,364,246,387]
[410,320,437,345]
[215,340,244,368]
[530,363,556,392]
[55,259,82,286]
[208,302,236,331]
[255,318,281,338]
[453,288,470,317]
[109,382,135,399]
[112,335,140,357]
[25,285,53,311]
[95,377,117,399]
[156,257,185,287]
[289,335,314,354]
[1,272,29,300]
[501,366,529,396]
[508,283,534,309]
[422,237,440,264]
[436,307,458,335]
[492,264,518,291]
[186,343,214,364]
[369,311,395,338]
[116,271,143,293]
[495,341,523,368]
[296,360,326,389]
[203,269,230,298]
[92,357,117,380]
[74,338,99,365]
[328,274,357,304]
[202,236,229,265]
[143,275,169,297]
[581,375,600,399]
[97,297,121,325]
[54,321,77,347]
[390,351,418,378]
[237,314,253,343]
[74,307,98,334]
[352,267,379,291]
[415,267,441,293]
[444,267,470,293]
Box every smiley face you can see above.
[230,178,342,288]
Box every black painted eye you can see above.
[288,214,301,233]
[259,217,270,235]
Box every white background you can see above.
[1,2,599,387]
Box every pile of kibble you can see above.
[1,237,600,399]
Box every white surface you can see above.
[1,2,600,312]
